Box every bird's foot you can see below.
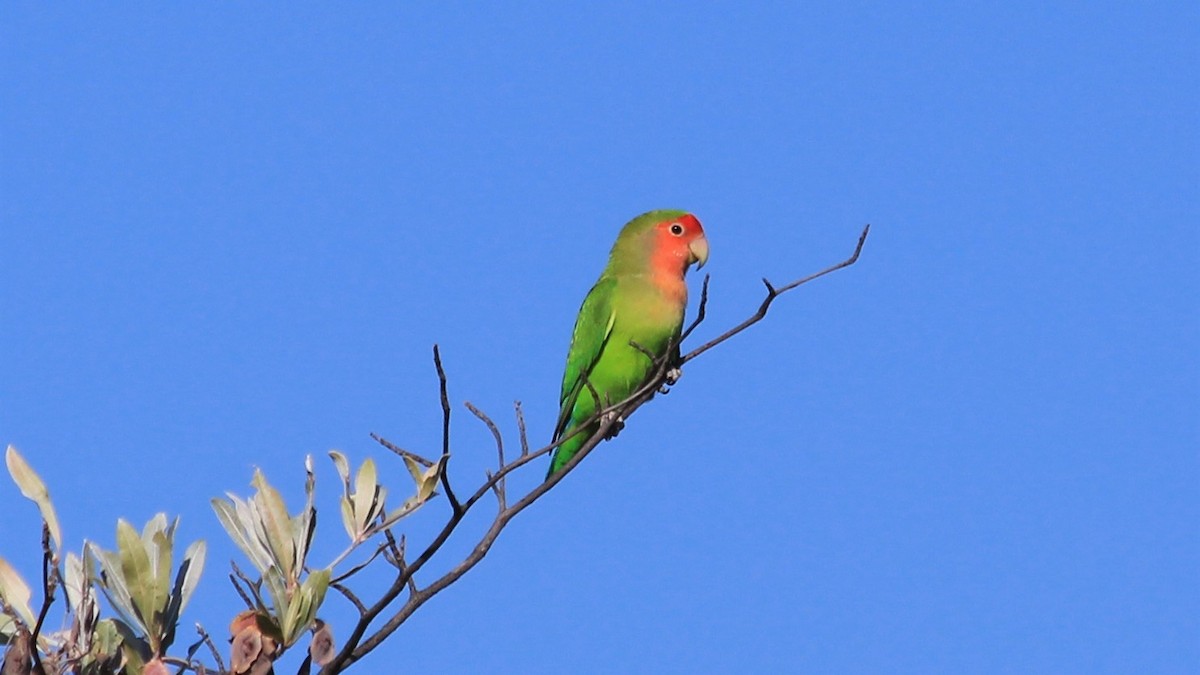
[660,366,683,392]
[601,410,626,439]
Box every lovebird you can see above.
[547,210,709,477]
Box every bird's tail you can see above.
[545,423,593,480]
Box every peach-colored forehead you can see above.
[656,213,703,234]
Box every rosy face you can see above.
[652,213,709,271]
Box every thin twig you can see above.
[196,623,226,675]
[464,402,504,469]
[432,345,461,513]
[30,523,56,675]
[331,583,368,616]
[228,561,261,610]
[330,543,390,584]
[515,401,530,457]
[369,433,434,468]
[680,273,710,342]
[381,530,404,570]
[682,224,870,364]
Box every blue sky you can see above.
[2,3,1196,673]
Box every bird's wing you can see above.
[554,276,617,441]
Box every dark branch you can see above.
[29,523,55,675]
[680,273,710,342]
[682,224,869,364]
[196,624,226,675]
[331,582,367,616]
[432,345,461,514]
[369,434,434,468]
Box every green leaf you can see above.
[176,540,206,615]
[212,496,274,574]
[339,495,356,541]
[251,469,296,581]
[159,538,205,653]
[328,450,351,490]
[281,569,330,646]
[90,541,149,636]
[116,519,155,639]
[91,618,125,662]
[63,552,99,625]
[142,515,175,640]
[5,445,62,550]
[352,458,379,533]
[0,556,35,630]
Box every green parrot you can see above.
[547,210,709,478]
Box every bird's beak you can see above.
[688,236,709,269]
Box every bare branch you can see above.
[331,582,367,616]
[330,543,390,584]
[229,561,261,610]
[30,523,56,675]
[682,224,870,364]
[628,339,657,365]
[369,433,434,468]
[464,402,504,470]
[515,401,530,457]
[195,623,226,675]
[680,273,710,342]
[432,345,461,514]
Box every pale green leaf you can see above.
[176,540,205,614]
[116,519,155,634]
[0,556,36,629]
[251,469,295,580]
[282,569,330,645]
[329,451,351,491]
[64,552,99,625]
[402,455,423,484]
[89,542,150,636]
[339,495,357,540]
[260,566,289,624]
[5,445,62,550]
[352,458,379,532]
[212,498,271,574]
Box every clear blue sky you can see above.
[2,3,1196,673]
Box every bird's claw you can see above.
[601,411,625,439]
[665,367,682,386]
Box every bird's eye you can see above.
[669,223,684,236]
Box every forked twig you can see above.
[682,224,869,363]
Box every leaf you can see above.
[212,496,274,574]
[251,469,295,581]
[260,566,289,623]
[5,445,62,550]
[281,569,329,646]
[176,540,206,614]
[91,619,124,661]
[402,455,423,484]
[352,459,379,533]
[90,542,148,636]
[116,519,155,637]
[0,557,35,630]
[328,451,350,490]
[339,496,356,541]
[63,552,99,626]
